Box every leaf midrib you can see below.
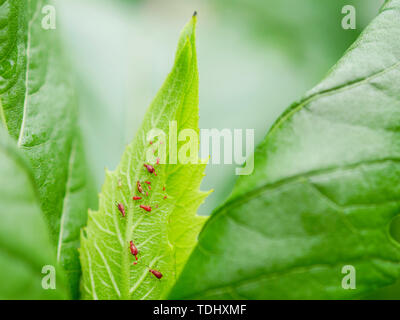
[119,73,183,298]
[17,0,42,146]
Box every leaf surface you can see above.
[0,0,94,297]
[0,128,67,299]
[80,15,210,300]
[170,0,400,299]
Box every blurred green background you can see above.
[56,0,383,215]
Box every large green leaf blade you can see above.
[170,0,400,299]
[0,129,67,299]
[0,0,95,297]
[80,14,210,300]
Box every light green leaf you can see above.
[170,0,400,299]
[0,128,67,299]
[80,14,210,300]
[0,0,94,298]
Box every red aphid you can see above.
[133,262,138,265]
[145,181,151,185]
[156,158,160,165]
[146,191,149,197]
[162,186,165,191]
[148,186,151,190]
[129,241,138,260]
[117,203,126,217]
[150,141,153,145]
[163,196,167,200]
[137,181,143,193]
[133,196,142,200]
[144,164,155,174]
[140,205,152,212]
[149,269,163,279]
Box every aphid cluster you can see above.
[114,146,168,280]
[116,160,167,217]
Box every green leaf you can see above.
[170,0,400,299]
[0,0,94,298]
[0,128,67,299]
[80,14,210,300]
